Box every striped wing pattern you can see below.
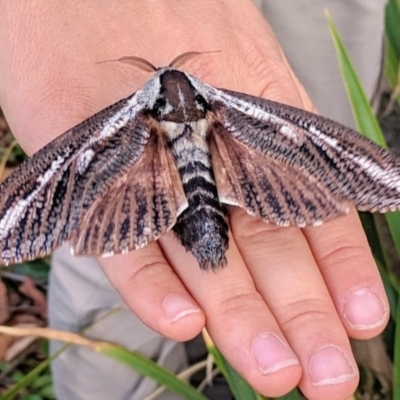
[72,130,187,256]
[0,96,186,265]
[206,87,400,226]
[210,126,348,227]
[2,68,400,269]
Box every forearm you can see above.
[0,0,310,154]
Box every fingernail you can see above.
[309,345,356,386]
[253,333,299,374]
[163,293,201,322]
[343,287,387,330]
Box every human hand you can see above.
[0,1,389,399]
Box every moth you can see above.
[1,52,400,271]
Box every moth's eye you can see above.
[153,98,167,118]
[195,94,208,110]
[155,97,167,109]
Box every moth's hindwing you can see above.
[72,127,188,256]
[209,123,348,227]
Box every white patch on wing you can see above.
[101,250,115,257]
[77,149,95,174]
[346,153,400,192]
[0,197,38,233]
[188,79,292,131]
[98,110,131,140]
[308,125,340,149]
[279,125,303,145]
[37,155,65,185]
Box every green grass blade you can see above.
[386,0,400,60]
[385,1,400,396]
[386,214,400,260]
[203,333,303,400]
[209,346,264,400]
[100,345,207,400]
[0,326,206,400]
[0,344,65,400]
[275,390,304,400]
[203,331,265,400]
[327,11,400,397]
[394,293,400,400]
[326,10,400,258]
[384,0,400,262]
[385,0,400,113]
[325,11,386,146]
[385,36,400,90]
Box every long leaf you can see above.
[326,10,400,260]
[325,12,386,145]
[394,293,400,400]
[386,0,400,61]
[327,9,400,399]
[203,330,265,400]
[0,344,65,400]
[0,326,206,400]
[101,346,207,400]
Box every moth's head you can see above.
[152,69,209,122]
[99,51,219,121]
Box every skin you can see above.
[0,1,389,398]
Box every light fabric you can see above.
[254,0,387,127]
[49,246,187,400]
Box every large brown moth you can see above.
[1,53,400,271]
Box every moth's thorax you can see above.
[153,70,208,123]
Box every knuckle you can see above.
[214,290,266,318]
[277,297,335,332]
[318,242,372,270]
[130,259,167,282]
[230,207,298,246]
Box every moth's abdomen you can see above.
[165,121,229,270]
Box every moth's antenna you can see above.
[169,51,221,68]
[97,56,157,72]
[98,51,221,72]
